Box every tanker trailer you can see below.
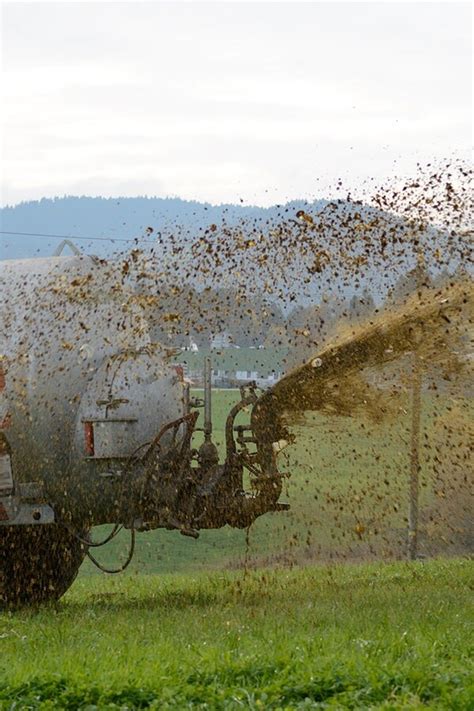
[0,253,289,605]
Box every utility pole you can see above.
[408,351,422,560]
[408,251,425,560]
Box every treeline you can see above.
[144,263,468,369]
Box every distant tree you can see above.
[348,287,376,322]
[387,261,432,306]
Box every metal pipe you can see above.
[183,381,190,415]
[225,395,257,458]
[203,356,212,441]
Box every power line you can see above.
[0,230,158,245]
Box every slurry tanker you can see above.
[0,252,288,605]
[3,243,466,606]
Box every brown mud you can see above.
[254,279,473,439]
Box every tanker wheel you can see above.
[0,524,87,607]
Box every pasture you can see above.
[1,389,472,709]
[1,560,473,709]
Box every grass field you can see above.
[1,560,473,709]
[2,390,471,709]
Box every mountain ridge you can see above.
[0,195,330,260]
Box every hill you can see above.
[1,194,467,318]
[0,195,328,260]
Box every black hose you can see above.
[85,527,136,574]
[73,524,123,548]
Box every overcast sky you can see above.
[0,1,471,207]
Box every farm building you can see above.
[176,347,289,388]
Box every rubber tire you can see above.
[0,524,86,607]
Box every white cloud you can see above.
[1,1,471,206]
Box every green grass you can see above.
[1,560,473,709]
[2,391,472,708]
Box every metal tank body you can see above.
[0,255,186,526]
[1,252,288,605]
